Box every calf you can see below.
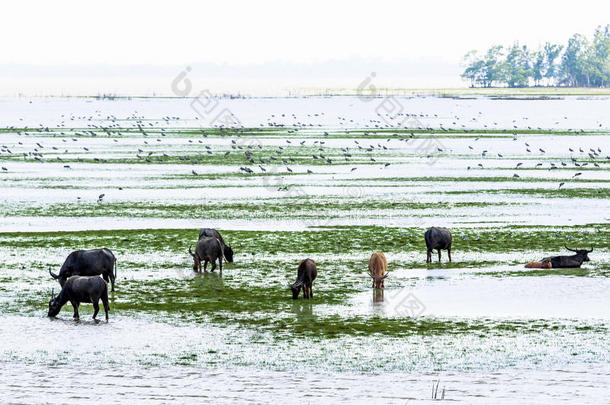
[525,260,552,269]
[290,258,317,299]
[425,227,452,263]
[48,276,109,321]
[368,252,388,288]
[189,237,224,273]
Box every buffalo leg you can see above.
[92,299,100,320]
[219,259,223,274]
[101,290,110,321]
[309,286,313,298]
[448,247,452,262]
[437,249,441,262]
[426,249,432,263]
[109,272,116,292]
[203,260,208,273]
[71,301,80,319]
[211,259,217,272]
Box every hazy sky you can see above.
[1,0,608,94]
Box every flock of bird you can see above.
[0,105,608,196]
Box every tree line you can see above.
[461,25,610,88]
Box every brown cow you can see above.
[368,252,388,288]
[525,259,552,269]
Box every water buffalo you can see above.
[425,227,452,263]
[290,258,317,299]
[368,252,388,289]
[198,228,234,263]
[49,248,117,291]
[48,276,110,321]
[542,246,593,268]
[189,237,224,273]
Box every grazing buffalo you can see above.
[49,248,117,291]
[189,237,224,273]
[290,258,317,299]
[542,246,593,268]
[198,228,234,263]
[48,276,110,321]
[425,227,452,263]
[368,252,388,289]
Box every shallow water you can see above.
[0,95,608,403]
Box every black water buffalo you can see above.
[542,246,593,268]
[48,276,110,321]
[290,258,317,299]
[198,228,234,263]
[50,248,117,291]
[189,237,224,273]
[425,227,452,263]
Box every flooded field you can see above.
[0,95,609,403]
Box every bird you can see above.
[559,182,565,189]
[97,194,105,203]
[192,170,198,176]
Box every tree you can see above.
[543,42,563,86]
[459,27,609,88]
[587,25,610,87]
[461,50,482,87]
[482,45,505,87]
[503,43,531,87]
[532,50,545,86]
[561,34,589,86]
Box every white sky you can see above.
[0,0,608,94]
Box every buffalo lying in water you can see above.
[526,246,593,269]
[49,248,117,291]
[368,252,388,289]
[48,276,110,321]
[425,227,452,263]
[189,237,224,273]
[290,258,317,299]
[198,228,234,263]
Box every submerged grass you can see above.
[1,225,607,339]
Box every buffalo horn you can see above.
[49,269,59,279]
[368,272,389,280]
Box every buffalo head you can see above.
[49,268,68,287]
[368,272,389,289]
[565,245,593,262]
[290,281,302,300]
[188,246,199,271]
[224,245,234,263]
[48,289,61,317]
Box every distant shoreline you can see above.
[4,87,610,99]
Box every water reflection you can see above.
[372,288,384,303]
[290,300,313,321]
